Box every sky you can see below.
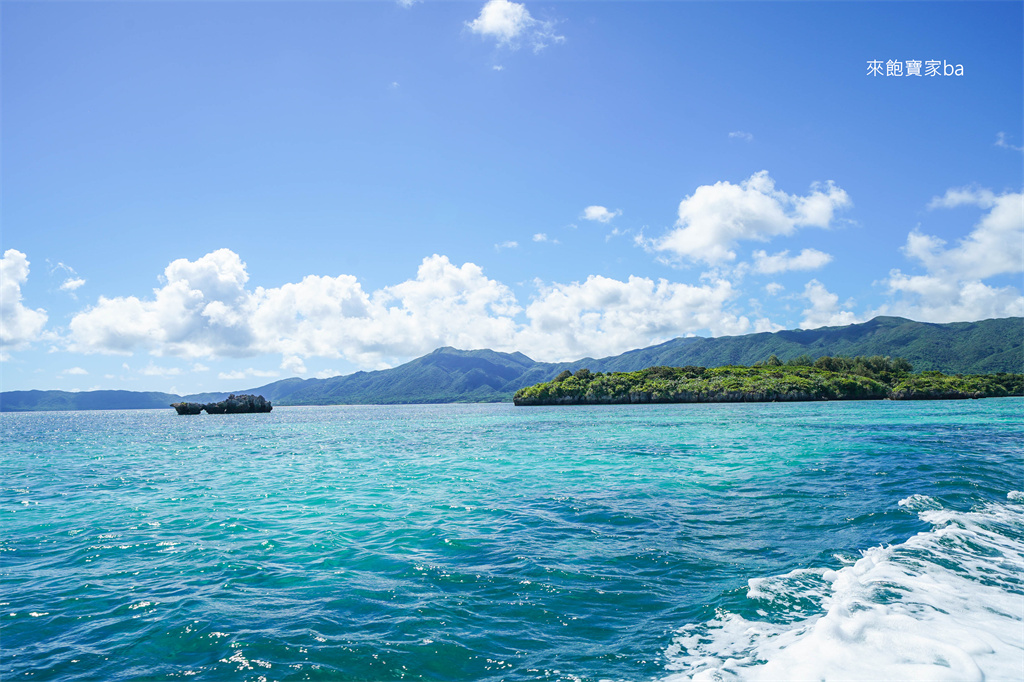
[2,0,1022,395]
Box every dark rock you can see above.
[171,394,272,414]
[203,394,273,414]
[171,402,204,415]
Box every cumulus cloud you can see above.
[909,188,1023,280]
[800,279,859,329]
[494,240,519,251]
[752,248,833,274]
[64,249,762,369]
[879,187,1024,322]
[649,171,851,266]
[881,272,1023,323]
[60,278,86,292]
[581,206,622,223]
[69,249,254,358]
[466,0,563,52]
[1,249,48,359]
[764,282,784,296]
[517,275,751,360]
[728,131,754,142]
[281,355,307,375]
[62,367,88,376]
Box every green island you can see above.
[512,355,1024,406]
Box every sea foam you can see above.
[664,493,1024,681]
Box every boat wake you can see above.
[664,492,1024,681]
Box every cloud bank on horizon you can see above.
[2,0,1022,391]
[4,175,1021,379]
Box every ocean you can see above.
[2,399,1022,681]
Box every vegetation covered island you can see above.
[512,356,1024,406]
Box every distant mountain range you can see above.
[2,316,1021,411]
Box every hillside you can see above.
[2,316,1020,411]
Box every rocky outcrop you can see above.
[203,394,272,413]
[170,394,272,415]
[171,402,204,415]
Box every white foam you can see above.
[664,495,1024,681]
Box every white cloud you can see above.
[494,240,519,251]
[752,248,833,274]
[518,275,751,361]
[69,248,255,357]
[493,65,504,71]
[192,363,210,372]
[764,282,784,296]
[649,171,851,266]
[62,367,88,376]
[64,249,764,370]
[728,131,754,142]
[0,249,48,359]
[396,0,420,7]
[141,363,182,377]
[878,187,1024,322]
[995,132,1024,153]
[754,317,784,333]
[218,368,279,382]
[581,205,622,223]
[60,277,86,292]
[533,233,559,244]
[281,355,307,375]
[880,272,1023,323]
[466,0,564,52]
[927,186,997,210]
[799,279,859,329]
[316,369,340,380]
[910,189,1023,280]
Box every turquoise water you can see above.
[2,400,1022,680]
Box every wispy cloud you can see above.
[141,363,182,377]
[995,132,1023,152]
[728,131,754,142]
[494,240,519,251]
[218,368,280,381]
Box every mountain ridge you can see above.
[2,316,1021,411]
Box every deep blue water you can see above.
[2,399,1022,680]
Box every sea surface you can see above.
[2,399,1022,681]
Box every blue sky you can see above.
[2,0,1022,394]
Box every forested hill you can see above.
[2,316,1021,410]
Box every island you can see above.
[171,394,273,415]
[513,356,1024,406]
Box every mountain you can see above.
[591,316,1024,374]
[2,316,1021,411]
[0,390,181,412]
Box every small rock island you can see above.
[171,394,272,415]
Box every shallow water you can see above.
[2,399,1022,680]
